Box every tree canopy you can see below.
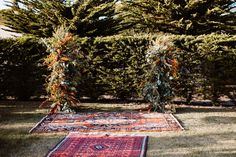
[122,0,236,35]
[1,0,127,37]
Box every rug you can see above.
[46,133,148,157]
[30,112,183,133]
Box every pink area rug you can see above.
[46,133,148,157]
[30,112,183,133]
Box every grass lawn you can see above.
[0,101,235,157]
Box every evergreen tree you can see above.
[1,0,126,37]
[122,0,236,35]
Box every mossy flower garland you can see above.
[143,36,179,112]
[41,28,83,114]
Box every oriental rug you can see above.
[30,112,183,133]
[46,133,148,157]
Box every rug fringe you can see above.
[29,115,48,133]
[170,114,184,130]
[30,112,184,133]
[46,134,69,157]
[140,136,148,157]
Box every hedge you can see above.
[74,33,236,103]
[0,36,47,100]
[74,34,153,99]
[171,33,236,103]
[1,33,236,104]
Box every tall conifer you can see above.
[122,0,236,35]
[1,0,126,37]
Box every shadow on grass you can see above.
[203,116,236,124]
[0,112,45,123]
[0,104,65,157]
[174,100,236,107]
[148,132,236,157]
[176,107,236,114]
[148,149,236,157]
[0,100,42,107]
[0,130,64,157]
[0,101,43,116]
[75,106,135,112]
[212,149,236,157]
[0,100,148,114]
[80,98,146,104]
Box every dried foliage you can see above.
[143,36,180,111]
[42,27,85,114]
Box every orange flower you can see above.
[170,58,178,77]
[154,58,160,65]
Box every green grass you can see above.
[0,101,235,157]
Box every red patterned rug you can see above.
[30,112,183,133]
[46,133,148,157]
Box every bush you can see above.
[75,34,153,99]
[0,36,47,100]
[141,33,236,108]
[171,33,236,103]
[1,32,234,105]
[72,33,236,103]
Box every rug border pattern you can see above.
[29,115,48,133]
[30,112,184,133]
[45,133,149,157]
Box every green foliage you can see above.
[0,10,4,24]
[143,36,179,111]
[42,27,86,113]
[42,33,236,108]
[1,0,235,111]
[74,34,152,99]
[141,33,236,106]
[68,0,129,37]
[1,32,235,106]
[172,33,236,102]
[1,0,68,37]
[122,0,236,35]
[0,36,47,100]
[1,0,127,37]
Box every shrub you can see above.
[141,33,236,108]
[71,33,236,104]
[0,36,47,100]
[75,34,153,99]
[172,33,236,103]
[1,32,233,106]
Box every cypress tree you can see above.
[122,0,236,35]
[1,0,126,37]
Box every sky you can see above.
[0,0,9,10]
